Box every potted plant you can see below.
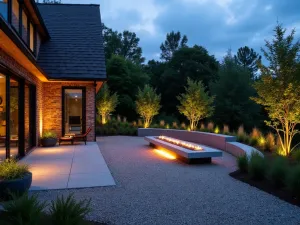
[41,130,57,147]
[0,160,32,200]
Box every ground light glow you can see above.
[153,149,176,160]
[158,136,203,151]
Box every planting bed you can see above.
[0,212,109,225]
[230,170,300,207]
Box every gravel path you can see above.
[36,136,300,225]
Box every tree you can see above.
[177,78,214,131]
[234,46,261,78]
[160,31,188,61]
[251,24,300,156]
[136,85,161,128]
[96,84,119,124]
[211,53,261,130]
[103,25,145,64]
[106,55,149,120]
[160,45,218,116]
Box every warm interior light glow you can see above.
[154,149,176,160]
[158,136,203,151]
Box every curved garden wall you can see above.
[138,128,263,157]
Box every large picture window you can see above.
[12,0,19,33]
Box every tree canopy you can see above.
[251,24,300,156]
[160,31,188,61]
[177,78,214,130]
[234,46,261,78]
[103,25,145,64]
[211,52,261,130]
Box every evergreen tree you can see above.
[234,46,261,78]
[211,53,261,130]
[160,31,188,61]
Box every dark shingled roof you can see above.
[37,4,106,80]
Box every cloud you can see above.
[64,0,300,62]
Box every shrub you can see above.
[268,157,289,187]
[50,194,91,225]
[249,137,258,146]
[237,133,250,144]
[41,130,57,139]
[292,149,300,163]
[3,193,46,225]
[265,132,276,152]
[248,152,267,180]
[0,160,29,181]
[286,165,300,198]
[223,125,230,134]
[237,154,248,173]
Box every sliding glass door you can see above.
[0,71,36,161]
[62,87,86,136]
[0,73,6,161]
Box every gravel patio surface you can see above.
[36,136,300,225]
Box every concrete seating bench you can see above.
[145,136,222,164]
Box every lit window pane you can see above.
[0,0,8,21]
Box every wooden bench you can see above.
[145,136,222,164]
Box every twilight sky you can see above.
[64,0,300,62]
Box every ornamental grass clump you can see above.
[268,157,289,187]
[3,193,46,225]
[237,154,248,173]
[223,125,230,134]
[286,165,300,198]
[0,160,29,181]
[50,194,91,225]
[207,122,214,132]
[41,130,57,139]
[248,152,267,180]
[265,132,276,152]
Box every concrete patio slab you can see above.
[20,142,115,190]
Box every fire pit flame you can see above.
[158,136,203,151]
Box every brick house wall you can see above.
[43,82,95,141]
[0,49,96,144]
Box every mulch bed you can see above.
[0,212,109,225]
[230,170,300,208]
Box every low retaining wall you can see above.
[138,128,262,158]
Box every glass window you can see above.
[10,78,19,159]
[64,89,83,135]
[12,0,19,33]
[30,23,34,51]
[22,10,28,44]
[0,73,6,161]
[0,0,8,21]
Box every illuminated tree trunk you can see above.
[101,113,107,124]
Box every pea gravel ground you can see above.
[36,136,300,225]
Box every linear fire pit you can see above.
[145,136,222,164]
